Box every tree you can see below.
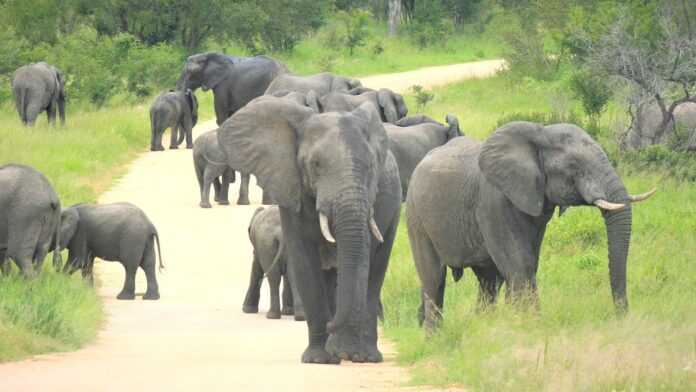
[337,9,371,55]
[388,0,402,36]
[587,1,696,150]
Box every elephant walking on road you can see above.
[12,62,66,126]
[384,114,460,199]
[0,164,62,276]
[149,89,198,151]
[243,206,304,320]
[406,122,656,332]
[57,203,164,300]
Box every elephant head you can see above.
[56,207,81,273]
[184,89,199,126]
[331,76,363,92]
[479,121,655,312]
[51,66,66,125]
[377,89,408,123]
[218,96,389,333]
[177,52,232,92]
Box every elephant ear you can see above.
[479,121,549,217]
[377,89,399,123]
[218,96,313,212]
[353,102,389,168]
[305,90,322,113]
[445,114,461,139]
[202,53,231,90]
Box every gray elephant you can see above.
[177,52,288,126]
[218,96,402,364]
[625,100,696,151]
[385,114,461,200]
[57,202,164,300]
[316,88,408,123]
[12,62,66,126]
[0,164,62,276]
[264,72,362,97]
[406,122,656,331]
[243,206,305,320]
[149,89,199,151]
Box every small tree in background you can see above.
[570,69,612,136]
[405,0,452,48]
[411,85,434,111]
[337,9,371,56]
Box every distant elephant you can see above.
[218,96,402,364]
[407,122,656,331]
[264,72,362,97]
[385,114,461,200]
[243,206,305,320]
[0,164,62,277]
[317,88,408,123]
[177,52,288,125]
[625,100,696,151]
[57,202,164,300]
[149,89,199,151]
[12,62,66,126]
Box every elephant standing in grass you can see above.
[385,114,460,199]
[407,122,656,332]
[12,62,66,126]
[317,88,408,123]
[219,96,401,364]
[0,164,62,277]
[243,206,304,320]
[149,89,198,151]
[264,72,362,96]
[177,53,288,125]
[57,203,164,300]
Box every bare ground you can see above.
[0,61,503,391]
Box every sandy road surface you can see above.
[0,60,502,391]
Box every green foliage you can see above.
[404,0,453,48]
[569,69,612,130]
[336,9,372,55]
[622,145,696,182]
[410,85,434,111]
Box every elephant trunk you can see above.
[326,192,370,334]
[601,178,632,314]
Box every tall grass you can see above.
[383,75,696,390]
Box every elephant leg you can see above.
[472,263,504,310]
[141,240,160,300]
[199,168,216,209]
[242,255,263,313]
[0,249,10,275]
[212,177,222,202]
[266,272,282,319]
[185,125,193,149]
[281,272,294,315]
[46,103,57,126]
[280,208,338,364]
[169,125,180,149]
[323,269,337,317]
[7,221,42,278]
[82,254,96,287]
[117,261,137,300]
[410,229,446,332]
[261,189,273,205]
[237,172,251,205]
[285,259,305,321]
[217,170,232,205]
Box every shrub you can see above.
[336,9,371,55]
[621,145,696,181]
[411,85,434,111]
[404,0,453,49]
[570,69,612,131]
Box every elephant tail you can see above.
[15,86,29,124]
[445,114,462,138]
[153,231,165,272]
[264,238,285,278]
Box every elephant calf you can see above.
[243,206,303,320]
[57,202,164,300]
[384,114,461,200]
[149,89,198,151]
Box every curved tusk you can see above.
[370,217,384,243]
[629,188,657,203]
[319,212,336,243]
[594,199,626,211]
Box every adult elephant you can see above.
[264,72,362,97]
[12,62,66,126]
[0,164,62,276]
[407,122,656,331]
[385,114,461,200]
[177,52,288,125]
[316,88,408,123]
[218,96,402,364]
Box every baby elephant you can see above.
[243,206,303,320]
[150,89,198,151]
[58,202,164,300]
[193,129,238,208]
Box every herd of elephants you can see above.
[1,53,656,365]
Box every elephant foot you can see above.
[301,345,341,365]
[281,306,294,316]
[186,144,193,149]
[237,198,250,206]
[242,305,259,314]
[169,145,178,150]
[117,291,135,300]
[143,290,160,300]
[294,309,306,321]
[199,201,212,209]
[150,146,165,152]
[326,333,364,363]
[216,199,230,206]
[363,344,384,363]
[266,310,282,319]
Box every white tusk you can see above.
[594,199,626,211]
[629,188,657,203]
[370,217,384,243]
[319,213,336,243]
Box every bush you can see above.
[404,0,453,48]
[336,9,371,55]
[411,85,434,111]
[621,145,696,181]
[570,69,612,130]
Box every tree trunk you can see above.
[388,0,402,37]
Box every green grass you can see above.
[209,22,503,77]
[383,75,696,390]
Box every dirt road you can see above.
[0,60,501,391]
